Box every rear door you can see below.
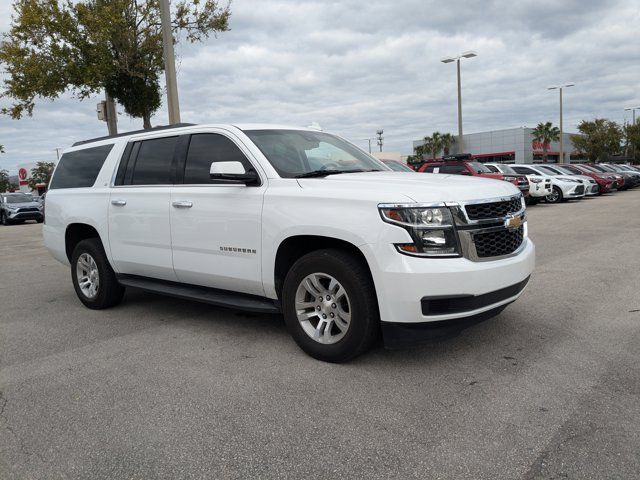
[108,136,179,281]
[170,131,266,296]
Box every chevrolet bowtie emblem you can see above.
[504,215,523,230]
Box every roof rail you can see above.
[72,123,196,147]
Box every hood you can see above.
[4,201,40,208]
[296,171,519,203]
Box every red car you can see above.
[559,164,618,194]
[417,156,530,198]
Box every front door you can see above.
[170,132,265,296]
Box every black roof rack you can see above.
[72,123,196,147]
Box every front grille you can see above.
[17,207,39,213]
[591,185,599,193]
[473,226,524,258]
[574,185,584,195]
[465,197,522,220]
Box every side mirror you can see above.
[209,161,260,186]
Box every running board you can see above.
[116,274,281,314]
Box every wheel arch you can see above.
[272,235,374,301]
[65,223,104,262]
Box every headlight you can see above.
[558,177,578,182]
[379,205,460,257]
[6,206,18,211]
[529,178,542,184]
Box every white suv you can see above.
[43,124,535,362]
[484,163,552,205]
[511,164,586,203]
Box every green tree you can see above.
[28,161,56,189]
[531,122,560,163]
[623,120,640,162]
[440,133,455,155]
[0,0,231,128]
[0,169,11,192]
[571,119,623,162]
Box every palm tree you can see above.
[531,122,560,162]
[441,133,455,155]
[429,132,443,160]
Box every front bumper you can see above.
[561,183,585,198]
[5,210,43,221]
[529,182,552,198]
[360,237,535,326]
[585,184,600,196]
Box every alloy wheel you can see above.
[76,253,100,299]
[294,272,351,344]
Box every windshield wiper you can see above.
[294,169,379,178]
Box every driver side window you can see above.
[184,134,253,184]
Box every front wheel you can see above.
[1,211,9,225]
[281,249,379,362]
[545,186,563,203]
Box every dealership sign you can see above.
[531,141,550,151]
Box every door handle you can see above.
[172,201,193,208]
[111,199,127,206]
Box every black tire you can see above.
[71,238,125,309]
[281,249,379,363]
[526,197,539,206]
[1,211,9,225]
[36,218,44,224]
[545,186,563,204]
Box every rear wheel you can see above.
[282,249,379,362]
[71,238,125,309]
[545,186,563,203]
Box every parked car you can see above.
[381,159,414,172]
[43,124,535,362]
[417,155,530,199]
[593,164,639,189]
[532,165,600,196]
[609,164,640,182]
[510,164,585,203]
[0,192,44,225]
[485,163,551,205]
[560,164,621,192]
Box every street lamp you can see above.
[376,129,384,152]
[441,51,477,153]
[625,105,640,159]
[547,83,574,164]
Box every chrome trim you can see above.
[378,202,446,209]
[458,223,528,262]
[447,194,525,227]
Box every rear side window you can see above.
[130,136,178,185]
[183,134,253,184]
[49,144,114,189]
[439,164,466,174]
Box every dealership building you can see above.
[413,127,582,164]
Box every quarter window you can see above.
[184,134,252,184]
[130,136,178,185]
[49,144,114,189]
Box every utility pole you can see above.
[548,83,574,164]
[160,0,181,124]
[376,130,384,152]
[105,92,118,135]
[625,106,639,160]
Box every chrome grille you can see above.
[464,197,522,220]
[473,226,524,258]
[575,185,584,195]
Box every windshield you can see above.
[244,129,386,178]
[3,194,33,204]
[496,164,517,175]
[468,162,493,174]
[536,166,560,175]
[382,160,413,172]
[588,165,607,173]
[554,166,576,175]
[580,165,599,173]
[598,165,615,172]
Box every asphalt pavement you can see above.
[1,190,639,479]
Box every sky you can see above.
[1,0,639,174]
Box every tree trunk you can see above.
[143,109,152,129]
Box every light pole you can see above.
[441,51,477,153]
[376,129,384,152]
[626,106,640,160]
[360,138,374,153]
[547,83,574,164]
[159,0,181,124]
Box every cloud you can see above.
[1,0,639,173]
